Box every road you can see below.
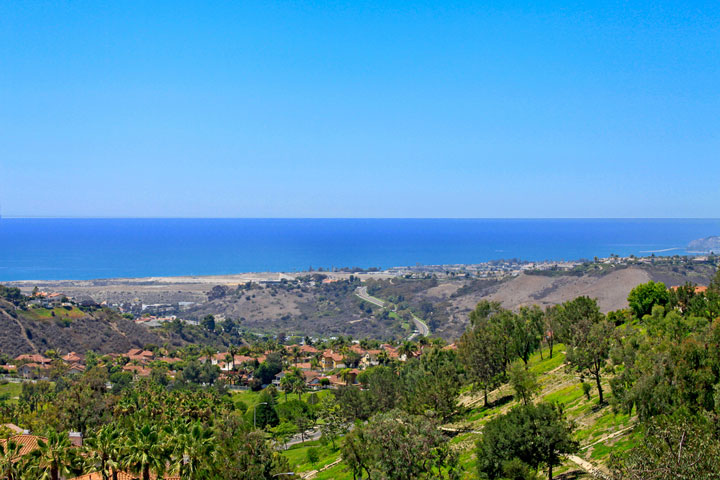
[285,428,322,448]
[355,286,430,338]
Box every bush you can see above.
[306,447,319,465]
[582,382,592,400]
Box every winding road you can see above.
[355,286,430,338]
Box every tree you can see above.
[83,425,122,480]
[306,447,319,466]
[201,314,216,332]
[342,409,459,480]
[253,393,279,429]
[476,403,578,480]
[544,306,562,358]
[0,438,24,480]
[709,266,720,293]
[627,281,670,318]
[511,306,543,366]
[357,365,399,413]
[398,341,418,360]
[318,395,347,449]
[167,421,215,479]
[610,414,720,480]
[56,367,110,435]
[279,375,294,402]
[26,430,76,480]
[458,301,508,405]
[124,424,168,480]
[508,361,540,405]
[560,297,613,404]
[399,348,462,421]
[214,413,298,480]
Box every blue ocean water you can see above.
[0,218,718,281]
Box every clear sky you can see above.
[1,1,718,218]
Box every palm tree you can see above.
[224,353,234,371]
[291,346,301,366]
[124,424,167,480]
[376,350,390,365]
[26,431,75,480]
[339,368,353,386]
[83,425,122,480]
[398,341,418,360]
[290,375,306,401]
[0,438,24,480]
[201,346,216,364]
[168,422,215,479]
[279,375,294,402]
[228,345,240,369]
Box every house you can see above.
[18,363,50,379]
[272,372,286,386]
[2,423,27,435]
[157,356,181,365]
[62,351,85,364]
[122,365,151,377]
[670,285,708,294]
[69,431,83,447]
[299,345,319,355]
[321,351,346,371]
[0,434,47,459]
[15,354,51,365]
[125,349,154,364]
[359,349,383,368]
[67,363,86,375]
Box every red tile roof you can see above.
[122,365,151,377]
[0,434,46,458]
[15,354,51,364]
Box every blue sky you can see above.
[1,1,718,218]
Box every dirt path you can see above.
[301,457,343,479]
[567,455,612,479]
[108,321,128,337]
[4,311,39,354]
[581,425,634,451]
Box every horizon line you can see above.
[1,215,720,221]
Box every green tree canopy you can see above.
[627,281,670,318]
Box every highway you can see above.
[355,286,430,338]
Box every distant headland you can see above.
[688,236,720,253]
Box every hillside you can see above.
[281,344,629,479]
[0,299,186,357]
[8,258,718,342]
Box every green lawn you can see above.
[282,439,342,473]
[19,306,86,322]
[0,382,22,404]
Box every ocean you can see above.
[0,218,718,281]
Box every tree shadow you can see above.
[555,470,586,480]
[487,394,514,409]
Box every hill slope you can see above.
[0,300,185,356]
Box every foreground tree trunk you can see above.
[595,373,604,404]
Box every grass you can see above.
[282,439,342,473]
[19,306,86,322]
[0,382,22,404]
[276,342,637,479]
